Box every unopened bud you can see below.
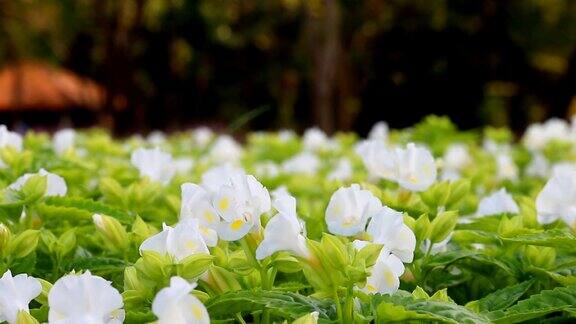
[0,223,11,256]
[93,214,129,252]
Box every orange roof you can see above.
[0,61,105,111]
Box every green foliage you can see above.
[205,290,334,321]
[2,122,576,323]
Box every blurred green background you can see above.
[1,0,576,135]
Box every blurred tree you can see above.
[0,0,575,133]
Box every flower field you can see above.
[1,116,576,323]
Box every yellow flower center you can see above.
[185,240,198,250]
[218,197,230,211]
[230,219,244,231]
[366,284,377,292]
[384,269,396,286]
[204,210,216,222]
[191,305,204,319]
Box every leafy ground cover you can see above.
[1,116,576,323]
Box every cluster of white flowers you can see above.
[4,117,576,323]
[0,270,125,324]
[1,268,211,324]
[522,118,574,151]
[324,184,416,294]
[356,141,437,191]
[441,143,471,180]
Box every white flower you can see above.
[212,173,271,241]
[9,168,67,197]
[536,168,576,227]
[180,183,219,247]
[271,186,290,200]
[209,135,242,163]
[303,127,329,152]
[48,271,124,324]
[442,144,470,173]
[476,188,519,217]
[131,147,175,184]
[282,152,320,175]
[357,142,436,191]
[173,157,195,174]
[200,164,245,194]
[147,131,166,146]
[328,158,353,181]
[421,235,452,255]
[495,153,518,181]
[363,251,404,295]
[0,270,41,324]
[368,121,389,141]
[355,140,398,181]
[140,219,209,262]
[483,139,509,155]
[254,161,281,178]
[0,125,23,151]
[325,184,381,236]
[551,162,576,177]
[53,129,76,155]
[440,169,461,181]
[522,118,572,151]
[366,207,416,263]
[395,143,437,192]
[152,277,209,324]
[256,193,310,260]
[278,129,296,142]
[526,153,549,178]
[192,127,214,148]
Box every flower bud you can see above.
[0,223,11,256]
[93,214,130,252]
[429,211,458,244]
[15,310,39,324]
[124,266,145,292]
[57,228,77,259]
[525,245,556,269]
[177,253,214,280]
[293,311,319,324]
[130,216,156,245]
[9,229,39,259]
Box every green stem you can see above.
[235,313,247,324]
[240,238,261,270]
[425,241,434,260]
[333,288,344,324]
[241,238,271,324]
[260,267,270,290]
[260,267,272,324]
[344,285,354,322]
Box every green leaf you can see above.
[423,250,520,277]
[205,290,334,321]
[490,285,576,323]
[65,257,127,274]
[501,229,576,248]
[124,311,156,324]
[452,230,501,245]
[376,302,447,323]
[99,177,127,206]
[466,280,534,313]
[42,197,133,224]
[372,293,490,323]
[423,250,479,270]
[407,301,490,323]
